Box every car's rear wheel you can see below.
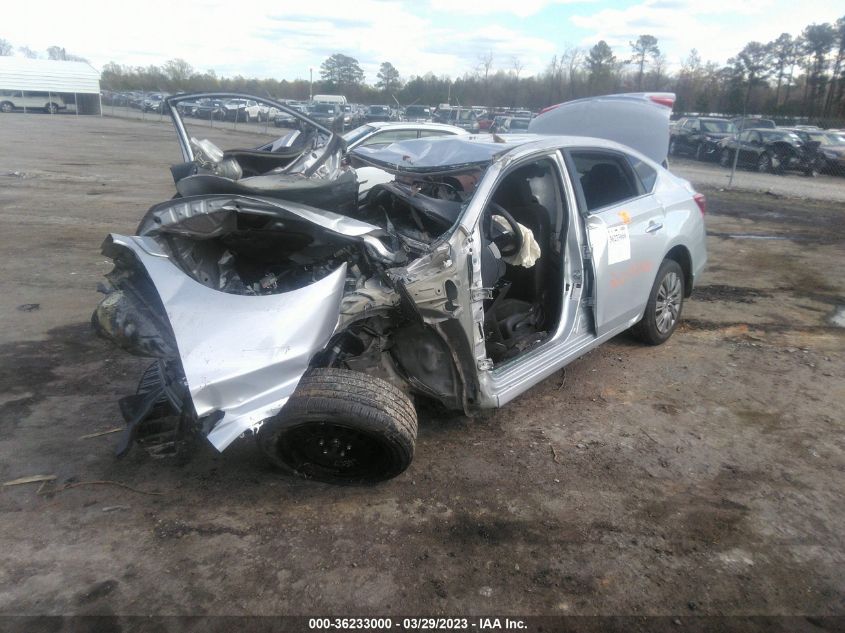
[44,103,59,114]
[694,143,704,161]
[668,139,677,156]
[719,148,731,167]
[257,368,417,484]
[631,259,685,346]
[757,152,773,173]
[1,101,14,113]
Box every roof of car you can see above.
[350,133,645,174]
[367,121,469,134]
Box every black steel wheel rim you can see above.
[275,420,393,480]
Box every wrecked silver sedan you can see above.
[93,92,707,483]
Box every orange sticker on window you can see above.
[618,211,631,224]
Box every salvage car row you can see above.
[669,115,845,176]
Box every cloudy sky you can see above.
[4,0,842,82]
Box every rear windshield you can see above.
[761,130,801,142]
[451,110,476,121]
[701,120,734,133]
[311,104,337,114]
[369,106,391,114]
[405,106,431,116]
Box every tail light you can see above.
[648,94,675,109]
[538,103,561,115]
[693,192,706,215]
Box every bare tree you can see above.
[767,33,795,110]
[630,35,660,90]
[18,46,38,59]
[476,51,494,82]
[562,47,582,98]
[0,38,12,56]
[511,55,524,80]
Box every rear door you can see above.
[565,149,668,336]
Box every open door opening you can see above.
[480,158,568,365]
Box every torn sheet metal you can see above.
[141,194,383,239]
[107,234,347,451]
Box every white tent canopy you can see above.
[0,57,101,114]
[0,57,100,94]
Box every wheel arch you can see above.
[664,244,693,298]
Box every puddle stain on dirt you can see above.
[829,306,845,328]
[692,285,772,303]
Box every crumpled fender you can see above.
[104,234,347,451]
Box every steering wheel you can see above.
[487,202,523,258]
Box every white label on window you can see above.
[607,225,631,265]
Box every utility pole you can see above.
[309,68,313,101]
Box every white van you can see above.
[312,94,347,105]
[0,91,67,113]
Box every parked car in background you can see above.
[273,109,301,129]
[142,93,169,113]
[783,128,845,175]
[435,107,480,132]
[476,112,493,131]
[192,98,228,120]
[494,116,532,133]
[341,103,362,128]
[364,105,393,123]
[344,121,468,198]
[669,116,736,161]
[222,98,262,122]
[343,121,466,151]
[308,102,343,128]
[0,90,66,114]
[717,128,824,176]
[403,105,433,122]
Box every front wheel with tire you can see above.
[719,148,732,168]
[631,259,685,346]
[757,152,773,173]
[1,101,14,113]
[668,139,677,156]
[257,368,417,484]
[694,143,704,161]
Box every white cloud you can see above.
[570,0,844,69]
[2,0,559,80]
[427,0,594,18]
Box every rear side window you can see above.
[418,129,457,138]
[570,151,641,212]
[628,156,657,192]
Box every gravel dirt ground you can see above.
[0,114,843,620]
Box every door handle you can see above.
[645,222,664,234]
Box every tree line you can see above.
[2,15,843,123]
